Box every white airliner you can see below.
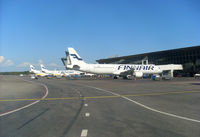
[29,65,49,77]
[65,48,163,78]
[40,64,62,76]
[41,64,83,77]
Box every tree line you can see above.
[0,71,32,75]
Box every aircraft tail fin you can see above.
[40,64,46,72]
[30,65,35,72]
[67,48,86,69]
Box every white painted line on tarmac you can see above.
[84,104,88,107]
[0,81,49,117]
[86,85,200,123]
[0,100,40,117]
[81,129,88,137]
[85,113,90,117]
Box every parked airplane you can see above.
[62,70,85,77]
[40,64,84,77]
[40,64,62,76]
[29,65,49,77]
[65,48,163,78]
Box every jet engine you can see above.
[133,72,143,78]
[73,65,80,70]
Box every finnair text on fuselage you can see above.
[118,65,154,71]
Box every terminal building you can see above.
[96,45,200,77]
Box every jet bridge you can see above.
[157,64,183,78]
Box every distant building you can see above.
[96,46,200,77]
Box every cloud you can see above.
[5,59,14,66]
[0,56,4,63]
[17,62,31,67]
[0,57,14,67]
[49,63,58,67]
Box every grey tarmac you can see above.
[0,75,200,137]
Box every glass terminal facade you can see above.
[96,46,200,77]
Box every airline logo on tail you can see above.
[30,65,35,70]
[41,64,46,69]
[70,54,83,61]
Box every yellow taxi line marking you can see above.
[87,85,200,123]
[0,90,199,102]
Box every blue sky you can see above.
[1,0,200,72]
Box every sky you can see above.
[1,0,200,72]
